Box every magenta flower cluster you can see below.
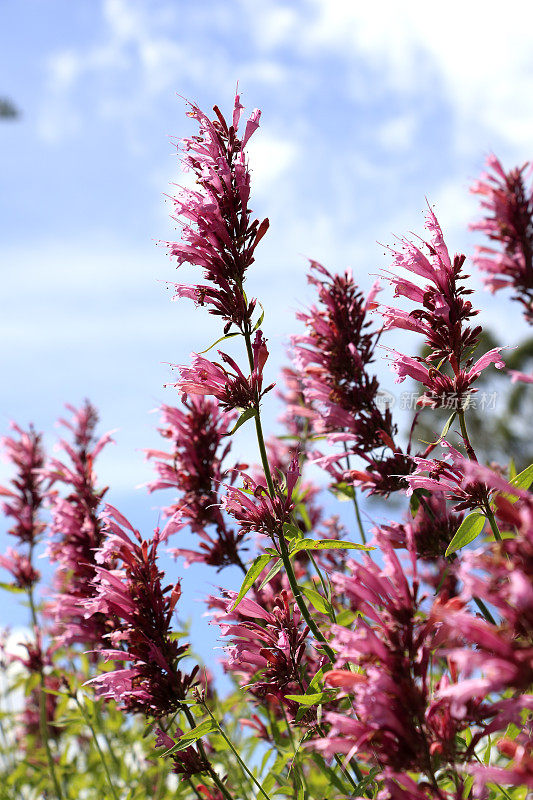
[2,91,533,800]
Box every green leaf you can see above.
[445,512,486,556]
[308,666,326,692]
[231,553,272,610]
[252,302,265,332]
[161,720,216,756]
[310,752,349,794]
[257,558,283,590]
[179,719,216,741]
[301,586,329,614]
[198,331,240,354]
[284,691,333,706]
[429,411,457,446]
[0,582,24,594]
[282,521,303,540]
[509,462,533,492]
[290,538,371,556]
[330,481,356,502]
[227,407,257,436]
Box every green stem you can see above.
[199,701,271,800]
[186,777,204,800]
[242,325,366,788]
[482,498,502,542]
[27,583,65,800]
[343,444,366,545]
[242,325,337,663]
[458,410,502,542]
[473,596,497,626]
[182,706,234,800]
[280,704,309,800]
[313,720,363,793]
[307,551,337,623]
[72,693,120,800]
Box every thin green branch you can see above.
[72,692,120,800]
[27,575,65,800]
[199,700,271,800]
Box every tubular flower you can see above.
[172,330,273,411]
[292,261,413,495]
[0,423,46,546]
[276,365,316,446]
[221,456,300,541]
[311,534,487,777]
[380,208,504,409]
[436,475,533,715]
[165,92,269,331]
[404,442,495,512]
[382,492,464,562]
[509,369,533,384]
[84,506,198,718]
[471,154,533,322]
[212,589,317,717]
[145,398,246,570]
[0,424,47,591]
[470,731,533,791]
[0,547,39,589]
[13,638,62,748]
[45,402,115,649]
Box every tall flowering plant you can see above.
[0,91,532,800]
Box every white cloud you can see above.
[376,114,417,153]
[246,129,299,195]
[247,0,533,155]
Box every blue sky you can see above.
[2,0,533,660]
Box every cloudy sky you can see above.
[2,0,533,655]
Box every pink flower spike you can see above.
[471,153,533,322]
[509,369,533,383]
[165,95,268,330]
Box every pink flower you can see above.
[310,533,486,776]
[509,369,533,383]
[172,331,273,412]
[0,547,39,589]
[165,93,268,331]
[405,443,493,511]
[145,398,246,571]
[292,261,414,495]
[0,423,46,545]
[470,732,533,790]
[211,588,320,718]
[84,506,198,717]
[471,154,533,322]
[221,457,300,541]
[380,208,504,409]
[45,402,115,649]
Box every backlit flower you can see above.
[471,154,533,322]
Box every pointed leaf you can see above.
[284,691,333,706]
[290,538,371,557]
[301,586,329,614]
[257,557,282,590]
[198,331,239,355]
[445,512,486,556]
[252,302,265,332]
[231,553,272,610]
[227,407,257,436]
[161,720,216,756]
[509,462,533,492]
